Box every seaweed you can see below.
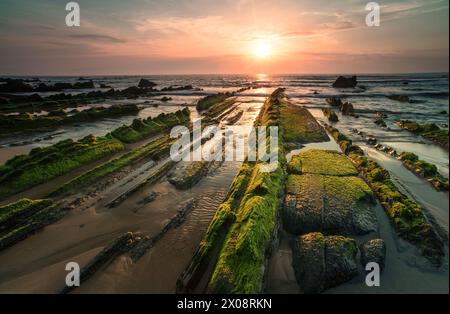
[0,198,67,250]
[279,100,329,146]
[0,136,125,200]
[398,120,449,149]
[288,150,359,176]
[51,136,174,197]
[0,104,140,134]
[196,93,232,111]
[326,125,445,265]
[111,108,190,143]
[399,152,449,191]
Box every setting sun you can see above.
[253,40,272,59]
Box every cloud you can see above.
[69,34,127,43]
[320,20,357,30]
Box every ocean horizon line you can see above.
[1,71,448,78]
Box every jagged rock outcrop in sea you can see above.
[332,76,358,88]
[138,78,157,89]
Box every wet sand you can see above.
[0,98,263,293]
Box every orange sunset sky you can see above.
[0,0,448,75]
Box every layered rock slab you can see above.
[292,232,359,293]
[283,150,377,235]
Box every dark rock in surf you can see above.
[375,111,388,119]
[322,108,339,122]
[138,79,157,89]
[387,95,410,102]
[0,79,34,93]
[120,86,146,97]
[73,81,94,89]
[366,137,377,145]
[332,76,358,88]
[340,102,355,116]
[326,97,343,107]
[374,118,387,127]
[160,85,194,92]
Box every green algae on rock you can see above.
[0,198,66,251]
[51,135,174,197]
[178,88,288,294]
[196,93,233,111]
[279,98,329,146]
[292,232,359,294]
[399,152,448,191]
[168,161,212,190]
[0,104,140,134]
[325,124,445,265]
[284,149,376,236]
[208,161,284,293]
[398,120,449,149]
[177,162,253,293]
[288,149,358,177]
[111,108,190,143]
[284,173,376,235]
[322,108,339,122]
[0,136,125,200]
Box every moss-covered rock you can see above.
[288,150,359,176]
[110,108,190,143]
[51,135,174,196]
[398,120,449,149]
[399,152,448,191]
[325,125,445,265]
[177,163,252,293]
[168,161,210,190]
[322,108,339,122]
[292,232,359,293]
[0,136,125,200]
[0,104,140,134]
[196,93,232,111]
[180,88,288,294]
[208,162,284,293]
[360,239,386,271]
[0,198,66,251]
[284,173,376,235]
[280,101,329,146]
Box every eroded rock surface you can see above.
[283,150,377,235]
[360,239,386,271]
[292,232,359,293]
